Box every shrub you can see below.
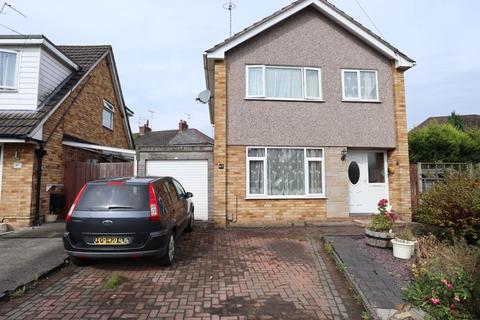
[407,235,480,318]
[415,171,480,244]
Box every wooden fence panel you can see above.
[63,161,133,218]
[409,164,419,212]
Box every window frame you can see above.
[341,69,379,102]
[102,99,115,130]
[245,65,323,101]
[0,49,19,91]
[366,150,388,186]
[0,144,3,198]
[245,146,326,199]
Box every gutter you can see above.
[27,138,46,226]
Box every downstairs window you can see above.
[247,147,325,198]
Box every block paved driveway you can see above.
[0,227,364,320]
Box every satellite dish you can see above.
[196,90,211,104]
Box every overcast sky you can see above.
[2,0,479,136]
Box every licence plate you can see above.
[93,236,130,245]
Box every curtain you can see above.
[0,52,16,88]
[103,108,112,128]
[265,67,302,99]
[267,149,304,195]
[305,69,320,98]
[343,71,358,98]
[360,71,377,100]
[249,161,264,194]
[248,67,263,96]
[308,161,323,194]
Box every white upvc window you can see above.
[246,147,325,199]
[341,69,379,102]
[0,49,18,90]
[102,99,114,130]
[246,65,322,101]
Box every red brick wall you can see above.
[0,56,131,228]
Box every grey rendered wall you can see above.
[226,7,396,148]
[137,146,214,221]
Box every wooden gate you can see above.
[63,161,134,218]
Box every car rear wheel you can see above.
[185,213,194,232]
[159,233,175,266]
[70,256,91,267]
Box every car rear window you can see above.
[76,183,149,211]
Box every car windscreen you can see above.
[76,183,149,211]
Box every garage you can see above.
[136,120,213,221]
[146,160,209,220]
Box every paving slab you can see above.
[0,223,67,297]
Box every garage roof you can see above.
[136,129,213,146]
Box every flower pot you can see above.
[391,238,416,259]
[365,228,395,248]
[45,214,58,223]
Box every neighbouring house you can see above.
[0,35,134,228]
[203,0,415,226]
[136,120,213,221]
[415,114,480,130]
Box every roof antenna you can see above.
[148,110,156,127]
[223,0,236,37]
[0,2,27,18]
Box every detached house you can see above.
[0,35,134,228]
[203,0,415,226]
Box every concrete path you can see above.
[325,235,404,320]
[0,223,67,298]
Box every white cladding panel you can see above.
[146,160,209,221]
[38,49,71,103]
[0,47,41,110]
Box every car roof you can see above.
[87,176,172,185]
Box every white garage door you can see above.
[146,160,208,221]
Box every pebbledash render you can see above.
[203,0,414,226]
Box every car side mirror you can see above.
[185,192,193,198]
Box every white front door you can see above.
[348,150,389,214]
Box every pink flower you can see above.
[430,297,440,305]
[378,199,388,208]
[441,279,454,289]
[450,304,456,310]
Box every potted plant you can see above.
[365,199,398,248]
[45,211,58,223]
[391,227,416,259]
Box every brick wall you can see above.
[213,61,227,226]
[225,146,327,226]
[387,63,412,221]
[33,56,131,223]
[0,144,36,227]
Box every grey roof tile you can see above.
[0,45,110,138]
[136,128,213,146]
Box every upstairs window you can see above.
[342,69,378,101]
[246,65,322,100]
[102,100,114,129]
[0,50,18,90]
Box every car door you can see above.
[172,179,190,227]
[165,179,187,230]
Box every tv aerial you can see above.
[195,90,211,104]
[223,0,236,37]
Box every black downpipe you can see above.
[34,144,47,226]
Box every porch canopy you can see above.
[62,136,135,160]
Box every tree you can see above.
[409,123,480,163]
[447,111,465,131]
